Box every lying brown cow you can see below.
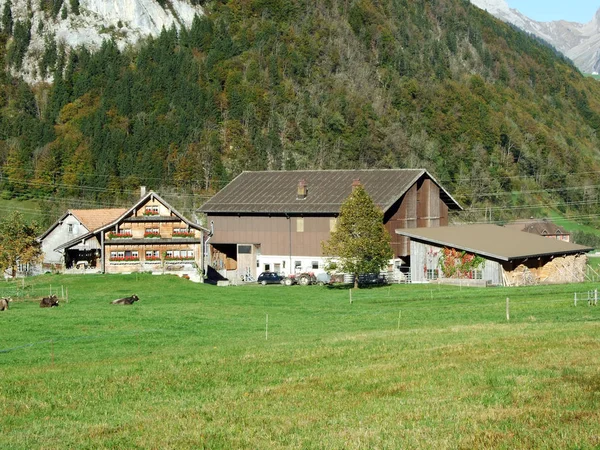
[111,295,139,305]
[0,297,12,311]
[40,295,59,308]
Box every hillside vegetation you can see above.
[1,274,599,447]
[1,0,600,225]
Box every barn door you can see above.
[237,244,256,280]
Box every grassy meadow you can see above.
[1,274,599,448]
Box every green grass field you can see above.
[1,274,599,448]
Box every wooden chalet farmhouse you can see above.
[51,191,208,280]
[199,169,462,281]
[397,224,592,286]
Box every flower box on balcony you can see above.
[165,257,195,261]
[109,257,139,262]
[172,231,195,238]
[145,257,161,261]
[108,232,132,239]
[143,211,159,216]
[144,233,161,238]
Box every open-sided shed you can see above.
[396,224,593,286]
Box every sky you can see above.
[507,0,599,23]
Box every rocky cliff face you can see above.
[0,0,203,82]
[471,0,600,73]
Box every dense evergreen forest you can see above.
[1,0,600,227]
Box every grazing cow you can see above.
[40,295,59,308]
[111,295,140,305]
[0,297,12,311]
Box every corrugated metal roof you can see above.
[200,169,462,214]
[71,209,127,231]
[396,224,592,261]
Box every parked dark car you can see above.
[257,272,285,285]
[358,273,387,286]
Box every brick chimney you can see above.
[140,186,147,198]
[297,179,307,200]
[351,178,361,190]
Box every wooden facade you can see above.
[384,178,449,258]
[201,170,461,280]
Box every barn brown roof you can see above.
[71,209,128,231]
[200,169,461,214]
[396,224,592,261]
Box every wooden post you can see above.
[574,292,577,307]
[595,289,598,306]
[506,297,510,321]
[350,289,353,304]
[265,314,269,341]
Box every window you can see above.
[274,263,281,273]
[295,261,301,269]
[311,261,319,270]
[264,263,271,271]
[145,250,160,259]
[144,205,159,215]
[238,245,252,254]
[296,217,304,233]
[145,227,160,238]
[471,270,483,280]
[426,269,438,280]
[68,224,73,234]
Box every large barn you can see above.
[199,169,462,281]
[396,224,592,286]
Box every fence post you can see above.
[506,297,510,321]
[574,292,577,307]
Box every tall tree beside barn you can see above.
[322,183,393,288]
[0,211,42,278]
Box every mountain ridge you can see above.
[470,0,600,73]
[1,0,600,226]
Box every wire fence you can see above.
[2,281,599,360]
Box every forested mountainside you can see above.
[2,0,600,226]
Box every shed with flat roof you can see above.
[396,224,592,286]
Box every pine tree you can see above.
[1,0,13,35]
[322,183,393,288]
